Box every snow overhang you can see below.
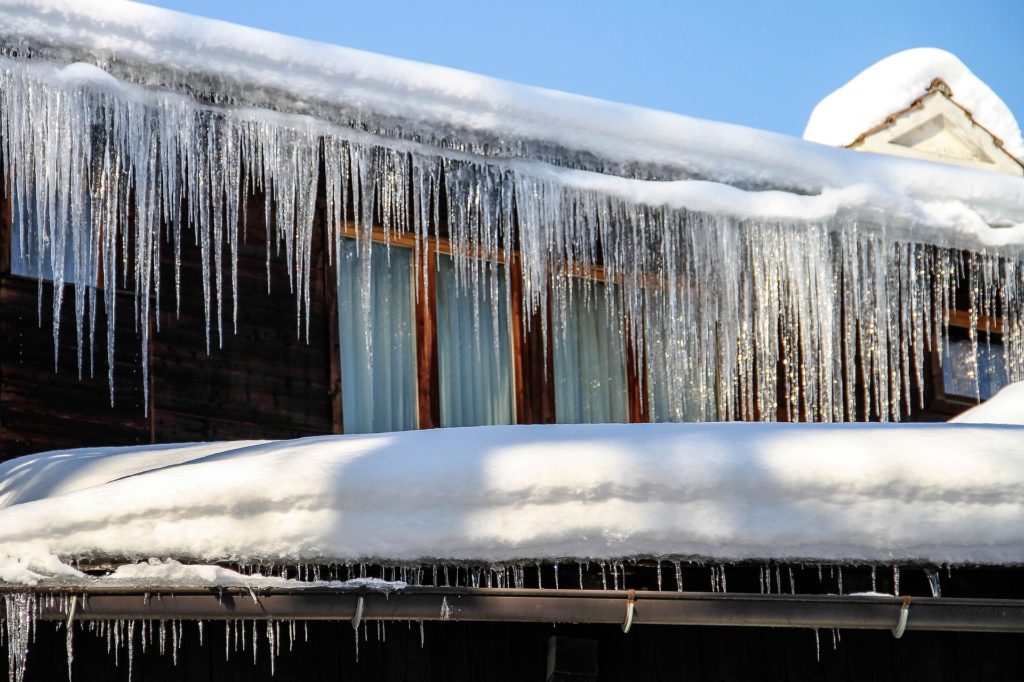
[0,0,1022,232]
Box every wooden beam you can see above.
[947,309,1003,335]
[0,170,10,277]
[415,242,440,429]
[625,329,649,424]
[323,219,344,435]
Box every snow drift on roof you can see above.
[950,381,1024,425]
[804,48,1024,160]
[3,421,1024,573]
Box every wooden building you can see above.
[1,4,1024,681]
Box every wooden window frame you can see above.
[333,222,647,430]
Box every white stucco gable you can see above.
[849,80,1024,176]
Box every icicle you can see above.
[814,628,820,663]
[266,620,276,676]
[127,621,135,681]
[65,614,74,682]
[3,54,1023,429]
[4,593,34,682]
[925,568,941,598]
[440,597,452,621]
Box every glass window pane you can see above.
[435,256,514,427]
[942,336,1008,400]
[554,279,628,423]
[338,239,417,433]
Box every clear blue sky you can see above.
[142,0,1023,139]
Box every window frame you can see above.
[331,221,648,432]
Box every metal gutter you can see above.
[3,587,1023,633]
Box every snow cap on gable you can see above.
[804,48,1024,161]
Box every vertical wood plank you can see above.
[509,252,555,424]
[415,242,440,429]
[509,253,529,423]
[0,171,10,276]
[625,330,649,423]
[323,220,343,434]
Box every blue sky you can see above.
[143,0,1023,139]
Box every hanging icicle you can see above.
[1,54,1022,422]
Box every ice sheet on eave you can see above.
[2,415,1024,578]
[1,1,1023,233]
[804,48,1024,161]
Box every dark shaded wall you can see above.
[0,187,335,460]
[6,619,1024,682]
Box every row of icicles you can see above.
[1,55,1022,423]
[3,560,946,681]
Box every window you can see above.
[337,238,418,433]
[332,228,644,431]
[941,332,1008,401]
[435,255,515,426]
[553,278,628,423]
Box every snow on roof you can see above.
[804,48,1024,161]
[3,418,1024,584]
[950,381,1024,425]
[1,1,1022,232]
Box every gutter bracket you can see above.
[622,589,636,633]
[892,596,911,639]
[352,595,365,630]
[65,594,78,630]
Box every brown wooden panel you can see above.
[0,276,149,459]
[510,254,554,424]
[0,173,10,276]
[151,192,334,443]
[415,242,441,429]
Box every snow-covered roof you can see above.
[3,388,1024,585]
[0,1,1022,234]
[804,48,1024,161]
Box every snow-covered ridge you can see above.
[805,48,1024,160]
[3,421,1024,572]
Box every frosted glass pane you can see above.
[436,257,513,427]
[338,239,417,433]
[554,280,628,423]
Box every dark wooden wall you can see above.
[0,185,335,460]
[8,618,1024,682]
[150,191,334,443]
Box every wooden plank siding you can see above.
[0,275,151,457]
[150,189,335,443]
